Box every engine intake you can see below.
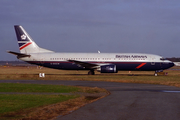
[97,65,118,73]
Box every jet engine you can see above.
[97,65,118,73]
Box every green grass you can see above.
[0,83,80,93]
[0,83,105,119]
[0,83,82,119]
[0,94,77,114]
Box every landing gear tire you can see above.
[154,70,163,76]
[154,73,158,76]
[88,70,95,75]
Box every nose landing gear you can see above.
[154,70,168,76]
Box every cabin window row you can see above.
[50,58,146,60]
[50,58,101,60]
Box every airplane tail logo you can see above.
[14,25,37,53]
[19,33,32,50]
[14,25,53,54]
[21,34,27,40]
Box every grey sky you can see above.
[1,0,180,60]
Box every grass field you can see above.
[0,82,107,120]
[0,83,80,119]
[0,83,80,93]
[0,94,77,117]
[1,66,180,87]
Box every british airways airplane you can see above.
[8,25,174,76]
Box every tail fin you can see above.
[14,25,53,54]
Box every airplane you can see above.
[8,25,174,76]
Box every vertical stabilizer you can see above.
[14,25,53,53]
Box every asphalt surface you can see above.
[1,80,180,120]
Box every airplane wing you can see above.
[7,51,31,58]
[68,60,100,69]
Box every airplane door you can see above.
[40,58,45,64]
[150,56,155,65]
[151,62,155,65]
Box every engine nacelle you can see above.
[97,65,118,73]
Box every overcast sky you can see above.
[1,0,180,61]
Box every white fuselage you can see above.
[19,52,174,72]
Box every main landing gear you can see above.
[154,70,168,76]
[88,69,95,75]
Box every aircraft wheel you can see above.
[154,73,158,76]
[88,70,95,75]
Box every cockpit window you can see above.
[160,58,167,61]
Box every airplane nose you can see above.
[169,62,175,67]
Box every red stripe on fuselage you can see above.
[136,63,146,69]
[20,42,32,50]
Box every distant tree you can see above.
[166,57,180,62]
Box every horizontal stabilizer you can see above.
[7,51,31,58]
